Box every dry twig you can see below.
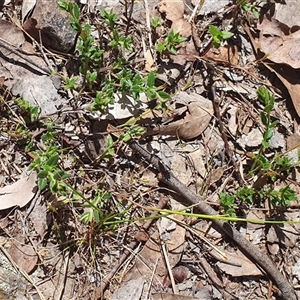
[128,140,297,300]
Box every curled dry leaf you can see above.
[146,94,213,140]
[0,171,37,210]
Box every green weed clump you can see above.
[14,0,187,233]
[58,0,171,114]
[220,87,298,216]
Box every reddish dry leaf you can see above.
[205,45,239,65]
[0,172,37,210]
[10,241,38,274]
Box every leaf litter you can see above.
[1,0,300,300]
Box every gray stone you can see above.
[23,0,77,52]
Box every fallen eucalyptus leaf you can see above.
[0,172,37,210]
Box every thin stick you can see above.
[128,139,297,300]
[211,86,243,186]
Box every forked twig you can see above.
[127,139,297,300]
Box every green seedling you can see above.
[250,87,279,175]
[58,0,81,32]
[220,87,298,215]
[28,120,70,194]
[209,25,234,48]
[156,29,186,55]
[238,0,261,18]
[80,190,112,224]
[219,193,237,217]
[64,76,78,90]
[60,0,171,115]
[15,98,39,124]
[59,1,103,89]
[151,17,163,28]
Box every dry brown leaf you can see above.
[146,94,213,140]
[117,222,185,297]
[0,20,25,48]
[171,152,193,185]
[10,241,38,274]
[171,18,192,38]
[258,15,300,68]
[157,0,184,22]
[158,214,186,268]
[119,231,166,291]
[145,49,156,72]
[213,248,262,277]
[263,63,300,118]
[111,276,145,300]
[21,0,36,23]
[204,45,239,65]
[0,172,37,210]
[28,200,48,238]
[152,293,200,300]
[274,1,300,29]
[157,0,191,39]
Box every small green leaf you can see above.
[265,127,273,140]
[73,3,80,20]
[46,154,59,166]
[38,170,49,179]
[209,25,219,36]
[147,72,156,88]
[156,43,166,52]
[260,112,268,126]
[38,178,47,190]
[220,31,234,39]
